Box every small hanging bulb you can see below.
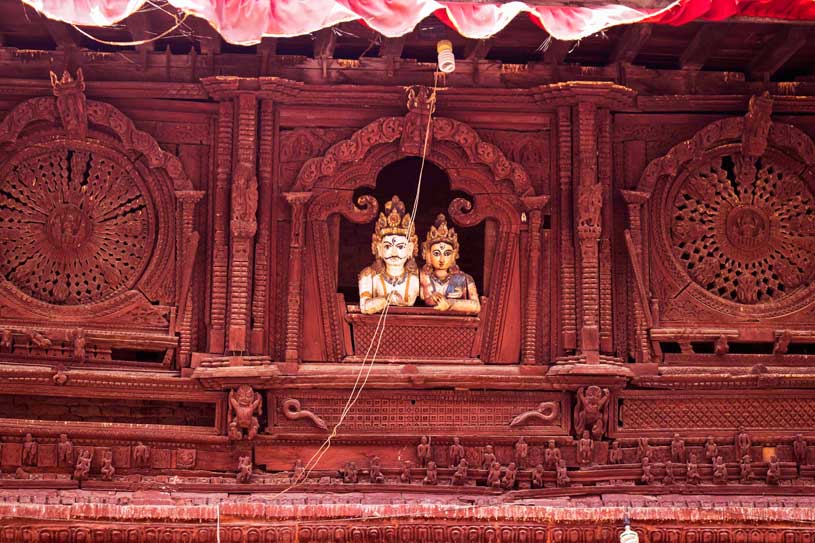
[436,40,455,73]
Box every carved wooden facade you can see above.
[1,54,815,539]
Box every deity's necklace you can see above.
[382,268,408,286]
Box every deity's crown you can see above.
[372,195,417,245]
[423,214,459,254]
[50,68,85,97]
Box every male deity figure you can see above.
[449,437,465,467]
[514,437,529,468]
[358,196,420,314]
[577,431,593,466]
[57,434,73,467]
[574,386,610,439]
[22,433,38,466]
[133,442,150,468]
[544,440,562,469]
[670,434,686,463]
[419,214,480,313]
[735,427,751,459]
[228,384,262,441]
[417,436,431,467]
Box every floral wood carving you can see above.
[639,97,815,320]
[50,69,87,141]
[0,142,151,305]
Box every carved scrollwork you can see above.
[281,398,329,431]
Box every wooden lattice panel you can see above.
[0,141,153,306]
[267,389,567,435]
[616,390,815,435]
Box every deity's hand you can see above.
[388,291,404,305]
[434,297,451,311]
[429,292,446,305]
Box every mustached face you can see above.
[377,234,413,268]
[426,241,456,272]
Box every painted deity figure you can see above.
[228,384,262,441]
[419,214,480,313]
[359,196,419,314]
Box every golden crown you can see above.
[372,195,418,255]
[423,214,459,254]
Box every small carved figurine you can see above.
[502,462,518,490]
[487,461,502,488]
[544,440,562,469]
[452,458,468,486]
[704,436,718,463]
[369,456,385,484]
[70,328,86,362]
[514,437,529,468]
[766,456,781,485]
[481,444,496,469]
[449,437,465,467]
[574,386,609,439]
[15,467,29,480]
[577,431,593,466]
[359,196,420,314]
[236,456,252,484]
[794,434,808,467]
[637,437,651,461]
[555,459,570,487]
[400,461,412,484]
[419,214,480,313]
[608,441,623,465]
[57,434,73,467]
[736,427,751,459]
[640,457,654,485]
[72,449,92,481]
[713,456,728,484]
[740,454,754,483]
[22,433,38,466]
[670,434,686,463]
[531,464,545,489]
[663,461,675,485]
[686,454,701,485]
[417,436,431,467]
[423,461,438,485]
[774,330,792,355]
[292,458,305,483]
[133,442,150,468]
[342,462,358,484]
[714,334,729,356]
[100,450,115,481]
[228,385,262,441]
[0,329,12,350]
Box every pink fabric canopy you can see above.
[22,0,815,45]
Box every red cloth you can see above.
[20,0,815,45]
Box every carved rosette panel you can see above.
[669,150,815,307]
[0,141,153,305]
[645,118,815,320]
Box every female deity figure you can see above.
[358,196,420,314]
[419,214,480,313]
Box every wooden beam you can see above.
[378,36,405,58]
[313,28,336,59]
[543,39,574,65]
[748,27,807,80]
[679,24,727,70]
[464,39,492,60]
[43,19,79,50]
[609,24,652,64]
[185,16,222,55]
[124,9,155,53]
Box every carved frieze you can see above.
[267,390,568,435]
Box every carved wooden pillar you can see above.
[250,98,276,354]
[597,108,614,354]
[521,196,550,364]
[576,102,601,364]
[208,100,233,353]
[621,190,652,363]
[283,192,312,363]
[557,106,577,352]
[227,93,259,352]
[175,190,204,368]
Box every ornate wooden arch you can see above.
[285,112,544,364]
[631,95,815,331]
[0,72,202,366]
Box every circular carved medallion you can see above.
[0,141,153,305]
[669,152,815,306]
